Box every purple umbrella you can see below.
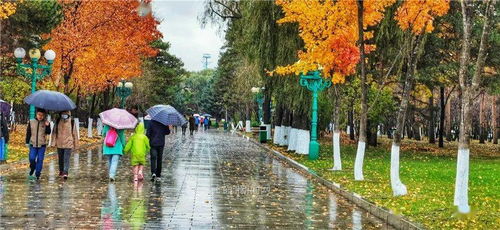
[0,100,11,116]
[99,108,138,129]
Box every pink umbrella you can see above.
[99,108,138,129]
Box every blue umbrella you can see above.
[146,105,187,126]
[24,90,76,112]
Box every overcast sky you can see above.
[152,0,225,72]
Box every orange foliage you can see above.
[44,0,161,94]
[395,0,450,34]
[274,0,396,83]
[274,0,450,82]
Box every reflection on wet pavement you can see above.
[0,130,389,229]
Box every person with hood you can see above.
[25,109,51,180]
[0,112,9,164]
[102,124,126,181]
[51,111,79,179]
[124,123,150,182]
[146,120,170,181]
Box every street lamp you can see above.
[251,87,265,125]
[116,79,133,108]
[299,70,331,160]
[14,48,56,119]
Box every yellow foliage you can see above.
[395,0,450,34]
[0,0,18,19]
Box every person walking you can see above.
[51,111,79,180]
[204,117,209,131]
[188,115,195,135]
[0,112,9,164]
[146,120,170,181]
[194,116,199,132]
[181,115,188,136]
[102,124,126,181]
[124,122,150,182]
[25,109,51,180]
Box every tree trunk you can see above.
[390,34,424,196]
[354,0,368,181]
[493,96,498,144]
[74,87,81,118]
[455,0,494,214]
[439,86,446,147]
[428,90,436,143]
[273,103,283,145]
[348,104,355,140]
[331,87,342,170]
[89,93,97,119]
[446,91,452,141]
[479,93,487,144]
[281,108,290,146]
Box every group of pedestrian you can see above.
[23,107,216,183]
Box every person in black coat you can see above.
[188,116,195,135]
[146,120,170,181]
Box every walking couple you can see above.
[26,109,79,181]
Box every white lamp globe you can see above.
[44,50,56,61]
[125,82,133,88]
[14,48,26,59]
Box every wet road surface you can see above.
[0,130,389,229]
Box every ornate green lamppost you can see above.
[14,48,56,119]
[299,70,331,160]
[116,79,133,109]
[251,87,265,124]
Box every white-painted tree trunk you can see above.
[390,144,407,196]
[87,118,93,138]
[245,120,251,133]
[97,118,103,136]
[296,129,310,155]
[346,125,351,134]
[354,141,366,180]
[74,118,80,139]
[287,128,296,151]
[273,126,281,144]
[265,124,272,140]
[331,131,342,170]
[48,121,54,146]
[282,126,290,146]
[454,148,470,213]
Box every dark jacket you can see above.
[0,114,8,143]
[188,117,195,131]
[146,120,170,147]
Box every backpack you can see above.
[105,127,118,147]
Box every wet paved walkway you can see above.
[0,130,389,229]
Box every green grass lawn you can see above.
[272,140,499,229]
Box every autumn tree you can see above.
[44,0,161,97]
[454,0,496,213]
[386,0,450,196]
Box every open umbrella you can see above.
[146,105,187,126]
[201,113,212,117]
[99,108,138,129]
[24,90,76,111]
[0,100,11,116]
[193,114,200,117]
